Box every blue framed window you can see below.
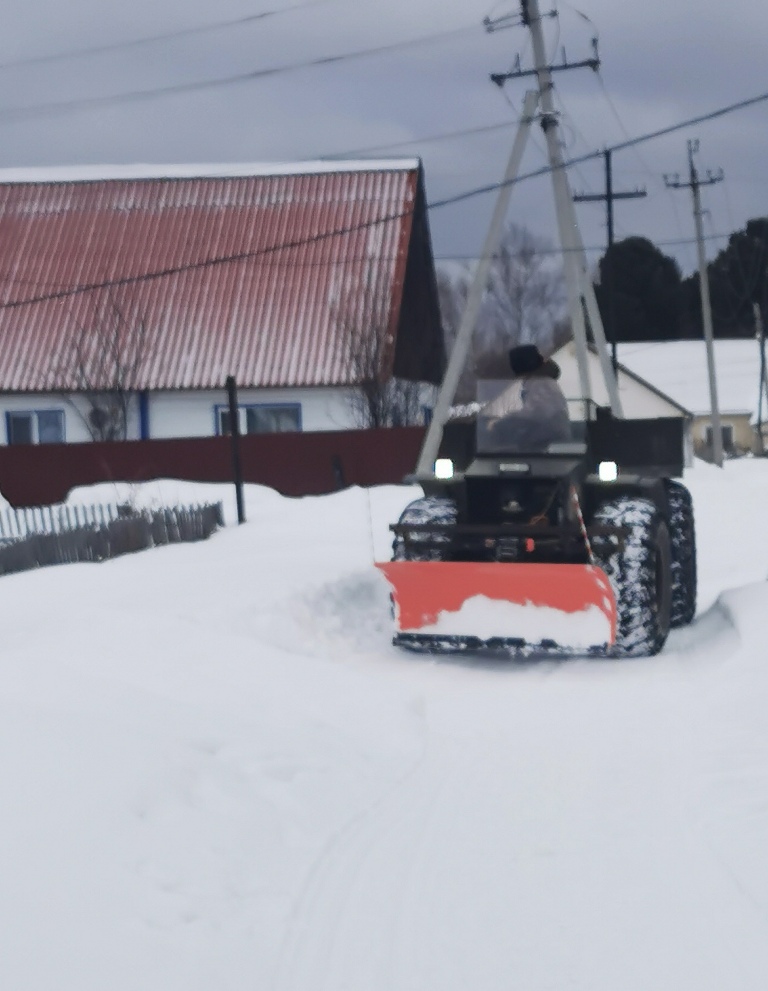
[214,403,302,436]
[6,409,65,445]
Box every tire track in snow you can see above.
[273,741,477,991]
[378,743,492,990]
[272,746,430,991]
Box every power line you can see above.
[0,228,749,303]
[593,69,695,264]
[0,228,742,299]
[438,232,751,258]
[320,118,515,159]
[0,23,478,123]
[0,221,410,309]
[0,222,746,305]
[328,83,768,172]
[0,0,335,72]
[429,87,768,213]
[2,87,767,310]
[436,231,748,260]
[551,89,600,197]
[326,78,768,165]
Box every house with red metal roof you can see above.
[0,160,444,445]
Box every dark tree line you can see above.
[593,218,768,342]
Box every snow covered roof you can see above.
[552,341,692,418]
[0,160,443,392]
[617,340,766,418]
[0,160,422,184]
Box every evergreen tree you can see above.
[594,237,684,342]
[682,218,768,337]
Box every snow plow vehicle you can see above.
[376,0,697,658]
[377,393,696,657]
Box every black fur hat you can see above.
[508,344,561,379]
[509,344,544,374]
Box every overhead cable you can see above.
[0,0,335,72]
[0,24,478,122]
[428,88,768,212]
[1,87,767,309]
[321,119,515,159]
[0,228,742,299]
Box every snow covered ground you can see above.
[3,459,768,990]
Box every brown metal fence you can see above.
[0,502,224,577]
[0,427,426,508]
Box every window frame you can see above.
[5,408,66,445]
[705,422,734,450]
[213,402,302,436]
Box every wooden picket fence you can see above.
[0,502,224,577]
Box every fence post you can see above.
[226,374,246,525]
[331,454,346,490]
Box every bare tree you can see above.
[64,288,150,441]
[437,223,568,400]
[336,264,423,429]
[482,224,567,355]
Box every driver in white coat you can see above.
[481,344,571,451]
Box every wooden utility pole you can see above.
[574,149,646,371]
[528,0,624,414]
[485,0,624,417]
[419,0,630,475]
[665,140,724,467]
[755,302,768,452]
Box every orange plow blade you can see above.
[376,561,617,654]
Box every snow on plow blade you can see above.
[376,561,617,655]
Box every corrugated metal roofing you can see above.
[0,162,420,392]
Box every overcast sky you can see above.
[2,0,766,277]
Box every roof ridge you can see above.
[0,160,422,186]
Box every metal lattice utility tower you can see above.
[574,149,647,372]
[665,140,724,467]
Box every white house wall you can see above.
[147,387,358,438]
[692,412,755,455]
[0,387,359,444]
[0,380,438,444]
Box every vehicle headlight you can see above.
[434,458,454,480]
[598,460,618,482]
